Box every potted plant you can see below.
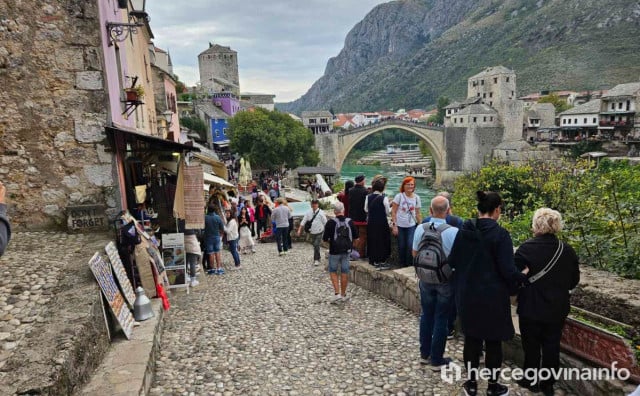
[125,85,145,102]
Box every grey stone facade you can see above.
[198,43,240,96]
[0,0,118,230]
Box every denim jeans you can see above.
[275,227,289,252]
[397,225,416,267]
[186,253,199,277]
[311,232,323,260]
[419,281,453,364]
[228,239,240,266]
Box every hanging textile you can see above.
[173,159,205,229]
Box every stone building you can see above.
[198,43,240,96]
[598,82,640,139]
[524,102,556,140]
[302,111,334,134]
[558,99,600,140]
[450,104,500,128]
[239,93,276,111]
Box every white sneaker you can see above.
[313,260,320,266]
[279,251,285,256]
[190,279,199,287]
[331,294,343,304]
[341,294,350,302]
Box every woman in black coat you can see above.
[514,208,580,396]
[448,191,528,396]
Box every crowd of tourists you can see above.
[298,173,581,396]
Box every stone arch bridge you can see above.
[314,120,504,186]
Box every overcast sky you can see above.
[146,1,386,103]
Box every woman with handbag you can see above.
[514,208,580,396]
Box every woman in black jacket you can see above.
[448,191,528,396]
[514,208,580,396]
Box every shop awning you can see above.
[106,126,200,153]
[203,172,234,188]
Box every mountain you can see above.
[278,0,640,114]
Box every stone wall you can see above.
[0,0,118,230]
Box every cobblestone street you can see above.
[151,242,537,396]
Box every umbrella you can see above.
[238,157,250,189]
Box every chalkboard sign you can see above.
[105,242,136,307]
[88,252,134,339]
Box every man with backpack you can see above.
[412,196,459,371]
[322,202,358,303]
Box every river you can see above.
[340,164,436,216]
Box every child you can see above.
[224,209,241,269]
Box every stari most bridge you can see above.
[314,119,505,186]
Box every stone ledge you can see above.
[348,261,638,395]
[80,299,164,396]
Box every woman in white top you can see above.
[224,209,241,269]
[391,176,422,267]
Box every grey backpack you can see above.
[414,223,452,284]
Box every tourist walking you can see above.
[237,206,255,254]
[448,191,528,396]
[391,176,422,267]
[348,174,368,259]
[204,204,225,275]
[0,181,11,256]
[272,197,291,255]
[179,220,201,287]
[223,209,241,269]
[285,200,294,250]
[246,201,256,237]
[255,198,271,237]
[514,208,580,396]
[365,175,391,270]
[412,196,458,370]
[322,202,358,303]
[297,199,328,266]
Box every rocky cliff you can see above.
[279,0,640,113]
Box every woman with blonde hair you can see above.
[391,176,421,267]
[514,208,580,396]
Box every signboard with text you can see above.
[105,242,136,307]
[88,252,134,339]
[161,233,188,290]
[67,204,108,232]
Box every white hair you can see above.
[333,201,345,214]
[532,208,563,235]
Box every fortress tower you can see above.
[198,43,240,96]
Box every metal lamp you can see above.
[129,0,148,21]
[133,286,154,321]
[162,110,173,126]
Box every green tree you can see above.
[228,108,319,171]
[538,94,572,113]
[418,140,431,157]
[180,116,206,134]
[435,96,450,124]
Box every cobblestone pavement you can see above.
[0,232,109,370]
[151,241,550,396]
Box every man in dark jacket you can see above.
[322,202,358,303]
[347,175,368,259]
[0,182,10,256]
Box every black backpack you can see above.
[414,223,452,284]
[333,218,353,253]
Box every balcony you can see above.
[599,120,632,128]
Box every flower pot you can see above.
[561,316,640,383]
[125,90,138,102]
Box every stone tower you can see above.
[198,43,240,96]
[467,66,523,141]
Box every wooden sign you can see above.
[88,252,134,339]
[105,242,136,307]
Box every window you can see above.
[494,77,498,84]
[511,91,514,97]
[483,93,486,98]
[477,93,480,97]
[454,118,457,124]
[627,100,631,110]
[215,129,220,138]
[309,119,316,124]
[619,102,623,109]
[593,117,597,123]
[563,119,567,125]
[481,80,484,85]
[489,92,493,98]
[490,116,494,121]
[489,101,493,106]
[611,103,615,110]
[483,116,487,122]
[473,81,477,87]
[473,117,477,122]
[583,118,587,124]
[320,118,327,123]
[223,128,228,136]
[506,77,510,82]
[574,118,578,124]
